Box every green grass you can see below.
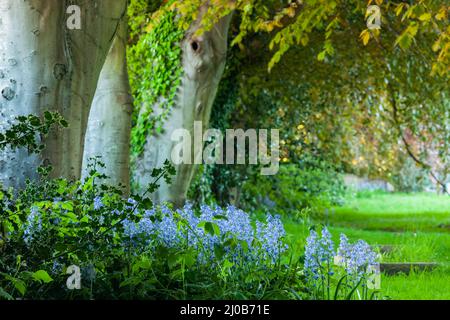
[330,192,450,232]
[381,268,450,300]
[283,192,450,300]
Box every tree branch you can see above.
[388,82,449,195]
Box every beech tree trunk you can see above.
[82,17,132,194]
[133,13,233,206]
[0,0,127,189]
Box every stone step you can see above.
[380,262,439,275]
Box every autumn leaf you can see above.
[360,29,371,46]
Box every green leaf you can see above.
[317,51,326,61]
[204,222,220,236]
[214,244,226,260]
[0,287,13,300]
[167,253,179,269]
[183,253,196,268]
[346,277,364,300]
[240,240,249,253]
[222,259,234,270]
[213,215,228,221]
[12,279,26,296]
[334,275,347,300]
[32,270,53,284]
[29,117,41,127]
[44,111,53,121]
[59,119,69,128]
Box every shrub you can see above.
[242,156,346,217]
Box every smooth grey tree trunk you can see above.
[82,17,132,194]
[0,0,127,189]
[133,13,233,206]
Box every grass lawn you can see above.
[283,192,450,300]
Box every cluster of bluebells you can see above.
[337,234,378,282]
[121,202,287,265]
[23,206,42,245]
[304,228,378,284]
[304,227,335,281]
[20,196,287,268]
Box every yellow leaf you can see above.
[418,13,431,21]
[301,35,309,46]
[287,7,296,18]
[435,8,447,21]
[395,3,405,16]
[432,40,441,52]
[360,29,371,46]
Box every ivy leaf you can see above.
[44,111,53,121]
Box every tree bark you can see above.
[133,13,233,207]
[82,17,132,194]
[0,0,127,189]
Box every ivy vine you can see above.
[128,2,185,158]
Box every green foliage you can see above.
[0,162,307,299]
[0,120,303,300]
[0,159,177,299]
[128,2,185,157]
[391,157,431,192]
[242,157,346,217]
[0,111,68,154]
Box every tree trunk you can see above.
[133,13,233,207]
[0,0,127,189]
[82,17,132,194]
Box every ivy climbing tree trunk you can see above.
[82,17,132,194]
[133,12,233,207]
[0,0,127,189]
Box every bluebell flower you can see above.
[93,196,104,210]
[121,202,288,267]
[304,230,320,279]
[126,198,138,210]
[23,206,42,245]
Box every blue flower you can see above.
[23,206,42,245]
[93,196,104,210]
[120,202,288,267]
[304,230,320,279]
